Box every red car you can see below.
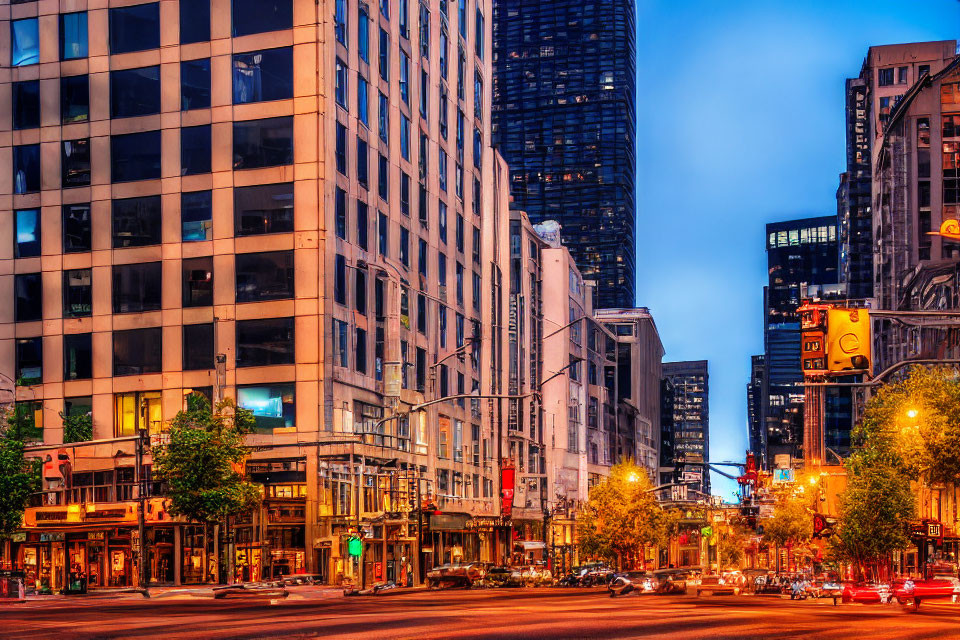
[894,577,960,611]
[841,582,892,604]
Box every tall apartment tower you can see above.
[837,76,873,299]
[491,0,637,309]
[1,0,506,589]
[661,360,710,496]
[746,354,765,463]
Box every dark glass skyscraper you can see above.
[492,0,637,308]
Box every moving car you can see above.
[607,571,656,597]
[696,574,741,597]
[841,582,892,604]
[894,576,960,611]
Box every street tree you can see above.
[760,483,815,549]
[0,406,42,538]
[714,523,750,570]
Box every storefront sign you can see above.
[88,532,105,540]
[429,514,471,530]
[39,533,64,542]
[928,522,943,538]
[500,462,516,518]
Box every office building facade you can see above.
[661,360,709,496]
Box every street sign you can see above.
[772,469,794,484]
[347,536,363,557]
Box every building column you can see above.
[173,525,182,587]
[305,453,319,575]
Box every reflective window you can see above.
[400,52,410,105]
[236,317,295,367]
[233,47,293,104]
[379,28,389,80]
[233,117,293,170]
[358,76,369,126]
[111,130,161,182]
[357,137,369,186]
[112,195,161,248]
[114,390,162,435]
[62,139,91,188]
[12,81,40,130]
[237,383,295,432]
[180,1,210,45]
[63,204,91,253]
[334,254,346,304]
[63,269,92,318]
[335,0,348,45]
[335,188,347,239]
[61,75,89,123]
[336,123,348,174]
[378,153,388,199]
[335,58,348,108]
[232,0,292,37]
[60,12,88,60]
[182,323,214,371]
[14,209,41,258]
[16,337,43,385]
[357,200,369,250]
[181,58,211,110]
[182,191,212,242]
[13,145,40,194]
[15,273,42,322]
[63,333,92,381]
[235,251,294,302]
[111,66,161,118]
[359,10,370,63]
[181,125,211,175]
[11,18,39,67]
[234,182,294,236]
[109,3,160,54]
[182,257,213,307]
[378,91,389,142]
[113,262,162,313]
[113,327,162,376]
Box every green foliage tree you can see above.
[577,460,679,569]
[715,523,750,570]
[760,482,816,549]
[0,406,42,538]
[60,410,92,444]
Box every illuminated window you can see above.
[114,391,163,437]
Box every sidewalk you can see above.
[22,583,346,602]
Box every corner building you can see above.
[0,0,503,590]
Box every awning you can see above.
[517,541,546,550]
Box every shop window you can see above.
[61,75,89,124]
[233,47,293,104]
[180,1,210,44]
[114,390,163,436]
[182,323,214,371]
[232,0,292,37]
[236,317,295,367]
[113,328,162,377]
[110,66,161,118]
[235,251,294,302]
[182,257,213,307]
[234,182,294,236]
[237,383,295,432]
[16,337,42,385]
[14,209,41,258]
[13,144,40,194]
[111,130,161,182]
[62,139,91,188]
[109,3,160,54]
[63,269,93,318]
[112,262,162,313]
[11,18,39,67]
[12,81,40,130]
[182,191,212,242]
[15,273,42,322]
[113,195,161,247]
[63,204,91,252]
[181,59,211,111]
[60,12,88,60]
[181,125,211,175]
[63,333,92,381]
[233,117,293,170]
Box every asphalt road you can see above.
[2,588,958,640]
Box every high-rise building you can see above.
[491,0,637,309]
[746,354,765,463]
[661,361,710,496]
[837,76,873,299]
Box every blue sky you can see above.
[634,0,960,500]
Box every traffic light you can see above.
[826,308,871,374]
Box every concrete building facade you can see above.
[661,360,709,496]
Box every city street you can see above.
[1,588,957,640]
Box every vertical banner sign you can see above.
[500,461,516,518]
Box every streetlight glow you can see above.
[906,408,919,419]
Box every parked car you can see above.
[895,576,960,611]
[425,563,484,589]
[820,580,843,604]
[480,566,513,588]
[607,571,656,597]
[696,574,741,597]
[652,569,690,595]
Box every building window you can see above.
[113,195,161,247]
[111,130,162,182]
[232,0,292,37]
[358,76,369,126]
[113,262,162,314]
[181,58,211,110]
[182,257,213,307]
[236,317,295,367]
[63,204,91,253]
[234,182,294,236]
[439,201,448,243]
[897,66,908,84]
[474,9,484,59]
[111,66,161,118]
[63,269,92,318]
[355,328,367,373]
[109,3,160,54]
[237,384,295,432]
[419,4,430,58]
[334,57,349,109]
[180,1,211,44]
[114,391,162,436]
[63,333,92,381]
[474,70,483,119]
[336,188,348,239]
[12,81,39,130]
[359,9,370,62]
[878,67,894,87]
[183,323,214,371]
[235,251,294,302]
[15,274,42,322]
[182,191,213,242]
[334,254,347,305]
[62,139,91,188]
[60,12,88,60]
[378,154,389,200]
[400,52,410,105]
[420,69,429,118]
[456,213,464,252]
[400,115,411,160]
[61,75,89,124]
[357,137,369,187]
[234,48,294,104]
[113,327,162,376]
[16,337,43,385]
[180,125,212,175]
[379,92,389,143]
[332,319,348,367]
[439,149,448,192]
[335,0,348,45]
[336,123,348,175]
[11,18,39,67]
[379,28,389,80]
[399,227,410,266]
[400,172,411,215]
[355,268,367,315]
[13,145,40,194]
[378,212,389,256]
[14,209,41,259]
[233,117,294,170]
[357,200,369,250]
